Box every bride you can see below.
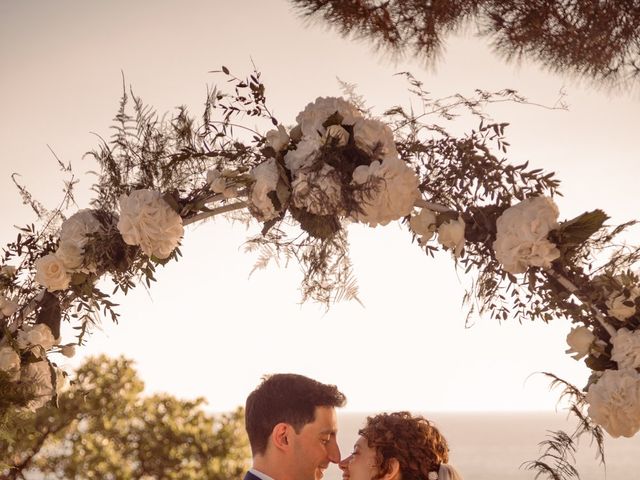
[339,411,463,480]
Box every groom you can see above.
[243,373,347,480]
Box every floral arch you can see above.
[1,66,639,475]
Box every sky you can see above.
[1,0,639,423]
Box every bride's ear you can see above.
[380,458,400,480]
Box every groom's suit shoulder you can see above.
[243,472,262,480]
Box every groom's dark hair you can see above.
[245,373,346,455]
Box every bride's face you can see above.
[338,435,378,480]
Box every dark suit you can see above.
[243,471,264,480]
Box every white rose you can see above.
[409,209,437,244]
[611,328,640,369]
[265,124,290,152]
[206,170,227,194]
[352,118,397,160]
[0,346,20,380]
[438,217,466,257]
[493,196,561,274]
[284,137,321,173]
[249,158,281,221]
[21,361,55,411]
[55,209,103,271]
[586,368,640,438]
[292,164,344,216]
[117,189,184,259]
[565,326,595,360]
[295,96,361,138]
[16,324,57,355]
[351,156,420,227]
[606,289,639,321]
[323,125,349,147]
[1,265,17,277]
[0,295,18,317]
[34,254,71,292]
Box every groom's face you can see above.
[290,405,340,480]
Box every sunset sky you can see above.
[1,0,639,419]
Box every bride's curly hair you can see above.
[358,411,449,480]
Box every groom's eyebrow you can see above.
[320,428,337,435]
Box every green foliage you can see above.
[521,373,605,480]
[0,355,250,480]
[552,210,609,258]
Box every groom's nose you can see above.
[327,440,341,463]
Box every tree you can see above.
[291,0,640,89]
[1,355,250,479]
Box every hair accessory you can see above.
[428,472,438,480]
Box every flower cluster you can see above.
[246,97,420,236]
[117,189,184,259]
[586,369,640,438]
[34,209,106,291]
[493,196,561,274]
[409,208,466,257]
[565,277,640,437]
[459,194,640,439]
[1,187,187,412]
[0,321,71,411]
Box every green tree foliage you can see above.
[1,355,249,479]
[291,0,640,89]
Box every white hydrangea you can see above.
[284,137,321,173]
[438,217,466,257]
[0,346,20,380]
[565,326,595,360]
[16,324,57,356]
[295,96,362,138]
[352,118,397,161]
[56,209,103,271]
[0,295,18,317]
[249,158,281,221]
[351,156,420,227]
[34,254,71,292]
[606,288,640,321]
[265,124,290,152]
[20,361,57,411]
[117,189,184,259]
[292,165,344,216]
[586,368,640,438]
[409,209,437,244]
[493,196,561,274]
[611,328,640,369]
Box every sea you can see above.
[329,411,640,480]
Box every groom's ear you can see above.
[272,422,292,452]
[380,458,400,480]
